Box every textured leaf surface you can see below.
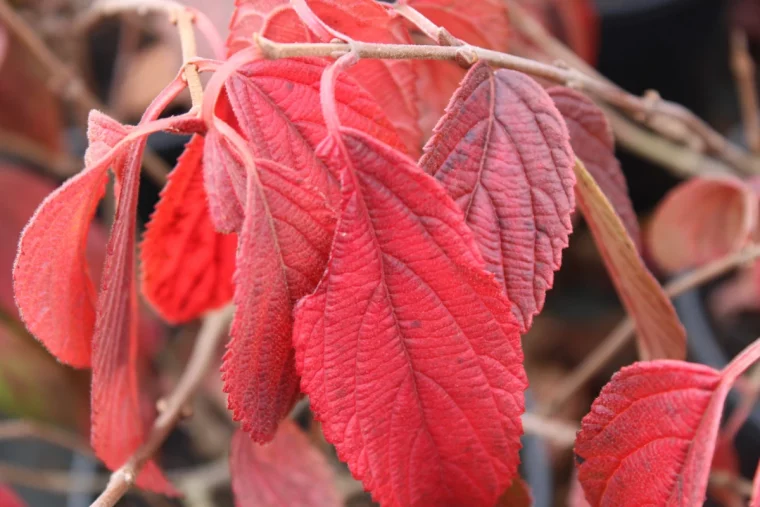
[576,338,760,507]
[141,134,237,323]
[547,87,640,248]
[407,0,510,136]
[203,128,248,232]
[574,160,686,360]
[230,422,339,507]
[13,112,121,368]
[648,176,756,274]
[227,0,290,55]
[420,63,575,334]
[214,56,398,441]
[222,151,335,442]
[294,65,527,506]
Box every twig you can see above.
[541,243,760,417]
[709,471,755,499]
[0,420,92,457]
[0,0,171,185]
[90,305,233,507]
[504,0,760,175]
[730,29,760,153]
[521,412,577,447]
[721,363,760,442]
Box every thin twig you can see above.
[730,29,760,153]
[0,0,171,184]
[90,305,234,507]
[541,244,760,417]
[504,0,760,175]
[521,412,577,447]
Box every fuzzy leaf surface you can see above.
[576,338,760,507]
[420,63,575,334]
[230,422,339,507]
[141,134,237,323]
[295,66,526,504]
[647,176,756,274]
[222,155,335,443]
[547,87,640,248]
[573,160,686,360]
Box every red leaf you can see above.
[420,63,575,334]
[217,121,335,443]
[752,459,760,507]
[575,338,760,506]
[568,471,591,507]
[230,422,339,507]
[573,159,686,360]
[647,176,757,274]
[0,484,25,507]
[292,60,527,506]
[203,128,248,232]
[297,0,421,155]
[141,134,237,323]
[206,55,399,441]
[494,477,532,506]
[227,0,291,55]
[547,87,640,248]
[407,0,510,137]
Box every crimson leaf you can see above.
[547,86,640,248]
[293,60,527,506]
[141,134,237,323]
[0,485,25,507]
[420,62,575,334]
[575,338,760,506]
[230,422,339,507]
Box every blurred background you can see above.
[0,0,759,505]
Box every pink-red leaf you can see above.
[221,151,335,443]
[752,459,760,507]
[208,55,399,441]
[141,134,237,323]
[547,87,640,248]
[573,159,686,360]
[647,176,757,274]
[420,63,575,334]
[0,485,25,507]
[230,422,339,507]
[293,63,527,506]
[227,0,290,55]
[406,0,510,137]
[576,338,760,506]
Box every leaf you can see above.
[547,87,640,248]
[203,128,248,232]
[494,477,532,506]
[568,471,591,507]
[230,422,339,507]
[573,159,686,360]
[141,134,237,323]
[752,459,760,507]
[292,61,527,506]
[407,0,510,137]
[647,176,756,274]
[420,63,575,334]
[240,0,420,155]
[575,338,760,506]
[210,55,399,441]
[227,0,291,55]
[219,125,335,443]
[0,484,25,507]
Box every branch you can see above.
[0,420,92,457]
[90,305,234,507]
[0,0,171,185]
[730,29,760,153]
[541,243,760,417]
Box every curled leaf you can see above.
[420,63,575,334]
[293,61,527,506]
[227,0,290,55]
[576,338,760,506]
[574,159,686,360]
[648,176,757,274]
[141,134,237,323]
[0,485,25,507]
[547,86,640,248]
[230,422,339,507]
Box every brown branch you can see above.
[504,0,760,175]
[541,244,760,417]
[730,29,760,153]
[0,0,171,185]
[521,413,577,447]
[90,305,233,507]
